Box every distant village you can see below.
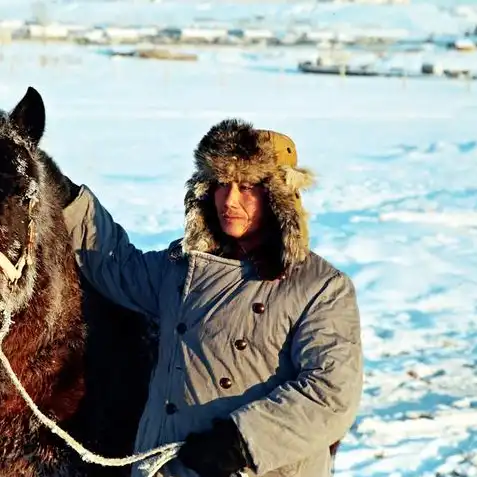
[0,0,474,50]
[0,18,472,50]
[1,0,477,81]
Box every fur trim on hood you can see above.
[182,118,316,278]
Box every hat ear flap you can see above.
[182,176,220,254]
[266,175,310,271]
[280,165,316,191]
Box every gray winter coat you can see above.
[64,186,363,477]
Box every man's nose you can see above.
[224,183,240,208]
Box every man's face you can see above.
[214,181,267,239]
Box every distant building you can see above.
[27,23,85,40]
[72,28,107,44]
[180,28,229,44]
[0,20,26,42]
[157,27,182,42]
[242,29,276,44]
[104,26,157,44]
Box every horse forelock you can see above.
[0,133,40,199]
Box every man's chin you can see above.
[221,227,246,239]
[219,218,245,237]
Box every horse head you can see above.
[0,87,49,314]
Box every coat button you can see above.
[178,284,184,295]
[219,377,232,389]
[165,403,178,415]
[234,339,247,351]
[252,302,265,314]
[176,323,187,335]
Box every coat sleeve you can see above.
[230,272,363,475]
[63,185,166,316]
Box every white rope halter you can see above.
[0,197,37,284]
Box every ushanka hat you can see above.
[182,118,316,275]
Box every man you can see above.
[60,119,363,477]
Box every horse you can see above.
[0,86,156,477]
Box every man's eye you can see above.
[239,184,254,191]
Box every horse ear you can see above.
[9,86,45,146]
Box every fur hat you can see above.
[182,118,315,276]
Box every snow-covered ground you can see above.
[0,15,476,477]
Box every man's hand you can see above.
[178,418,252,477]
